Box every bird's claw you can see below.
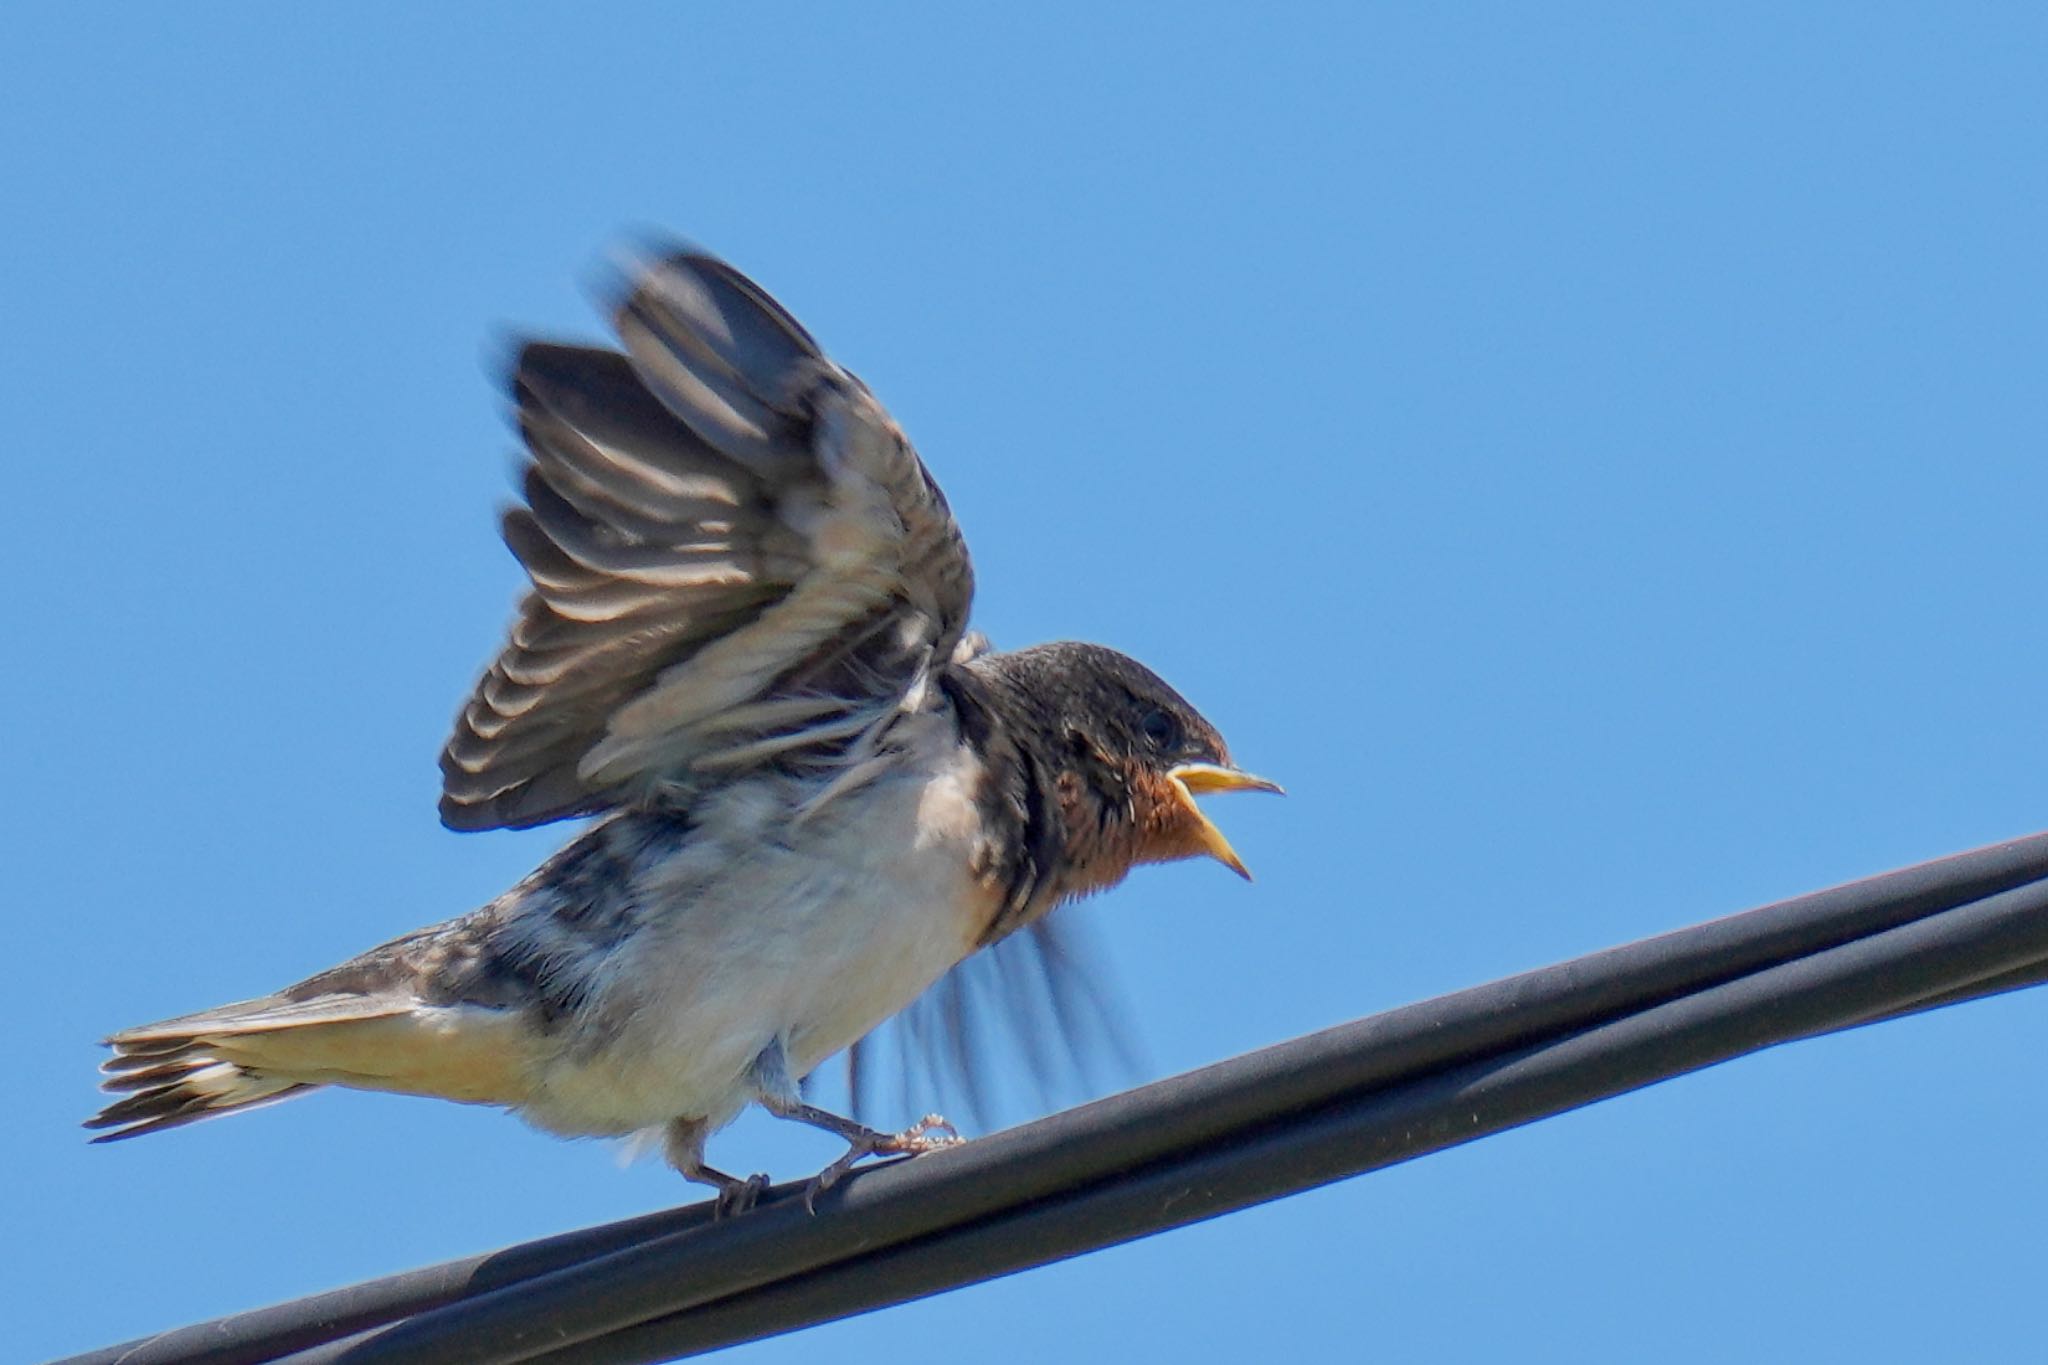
[889,1113,965,1150]
[802,1114,964,1213]
[711,1171,772,1219]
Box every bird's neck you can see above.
[940,661,1143,946]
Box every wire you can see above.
[56,831,2048,1365]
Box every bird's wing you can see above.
[441,249,975,831]
[814,909,1143,1131]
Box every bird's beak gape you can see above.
[1165,762,1285,880]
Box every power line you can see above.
[60,832,2048,1365]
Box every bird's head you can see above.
[987,642,1281,896]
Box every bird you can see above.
[86,244,1280,1211]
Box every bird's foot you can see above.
[666,1116,771,1218]
[708,1169,773,1219]
[803,1114,963,1212]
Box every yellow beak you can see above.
[1166,762,1285,880]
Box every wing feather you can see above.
[813,909,1141,1130]
[440,249,973,831]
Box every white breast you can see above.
[515,718,998,1137]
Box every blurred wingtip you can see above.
[830,907,1144,1133]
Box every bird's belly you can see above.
[517,754,996,1136]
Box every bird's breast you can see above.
[518,723,1002,1133]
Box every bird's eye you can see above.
[1138,707,1180,750]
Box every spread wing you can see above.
[441,248,975,831]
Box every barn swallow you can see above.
[86,245,1279,1211]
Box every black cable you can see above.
[69,1206,715,1365]
[541,877,2048,1364]
[52,831,2048,1365]
[318,874,2048,1365]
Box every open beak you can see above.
[1166,762,1285,880]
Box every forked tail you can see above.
[85,993,416,1142]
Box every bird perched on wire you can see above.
[86,244,1280,1211]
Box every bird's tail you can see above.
[85,993,416,1142]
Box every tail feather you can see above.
[86,991,414,1143]
[97,1056,223,1093]
[87,987,537,1142]
[86,1064,312,1143]
[106,992,413,1045]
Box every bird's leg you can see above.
[798,1112,963,1208]
[746,1040,963,1209]
[663,1115,770,1218]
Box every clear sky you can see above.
[8,6,2047,1362]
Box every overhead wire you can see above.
[57,831,2048,1365]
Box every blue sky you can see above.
[8,6,2047,1361]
